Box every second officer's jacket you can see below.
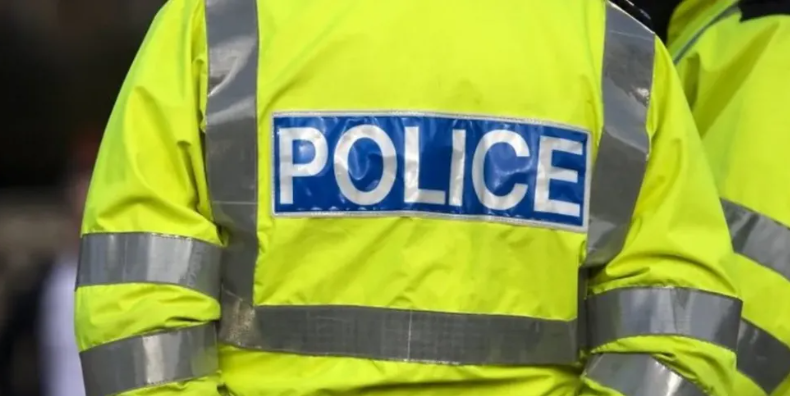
[668,0,790,395]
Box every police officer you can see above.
[75,1,742,395]
[656,0,790,395]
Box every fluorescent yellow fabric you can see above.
[76,0,738,395]
[671,4,790,395]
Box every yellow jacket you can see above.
[76,1,741,395]
[668,1,790,395]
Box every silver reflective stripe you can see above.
[220,291,578,365]
[584,2,654,268]
[585,353,707,396]
[204,0,260,302]
[673,3,739,64]
[737,319,790,394]
[77,233,222,299]
[80,324,218,396]
[722,199,790,282]
[587,287,741,351]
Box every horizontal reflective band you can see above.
[80,324,218,396]
[77,233,222,299]
[585,353,706,396]
[587,287,741,351]
[219,292,578,365]
[723,199,790,282]
[737,319,790,394]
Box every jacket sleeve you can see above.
[73,0,223,395]
[578,32,741,396]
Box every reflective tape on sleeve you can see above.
[77,233,222,299]
[587,287,741,351]
[584,1,654,268]
[80,324,218,396]
[721,196,790,393]
[204,0,260,302]
[585,353,707,396]
[737,319,790,394]
[219,291,578,366]
[723,199,790,282]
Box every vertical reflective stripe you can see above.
[77,233,222,299]
[80,324,218,396]
[584,2,654,269]
[587,287,741,351]
[737,319,790,394]
[204,0,260,302]
[722,199,790,282]
[577,272,590,350]
[585,353,707,396]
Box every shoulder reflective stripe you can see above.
[80,324,218,396]
[737,319,790,394]
[77,233,222,299]
[609,0,655,29]
[672,3,739,63]
[584,2,653,269]
[219,291,578,365]
[585,353,707,396]
[587,287,741,351]
[722,199,790,282]
[204,0,260,302]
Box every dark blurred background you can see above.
[0,1,165,394]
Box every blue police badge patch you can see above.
[272,112,590,231]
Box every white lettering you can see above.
[448,129,466,206]
[535,136,583,217]
[278,127,328,205]
[404,127,446,205]
[471,130,530,211]
[334,124,397,205]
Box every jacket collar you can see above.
[667,0,739,54]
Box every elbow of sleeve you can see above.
[580,286,742,395]
[581,353,714,396]
[75,232,224,396]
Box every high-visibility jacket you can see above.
[75,1,742,395]
[668,1,790,395]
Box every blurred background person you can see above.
[0,0,165,394]
[38,135,99,396]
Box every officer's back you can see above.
[74,1,741,395]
